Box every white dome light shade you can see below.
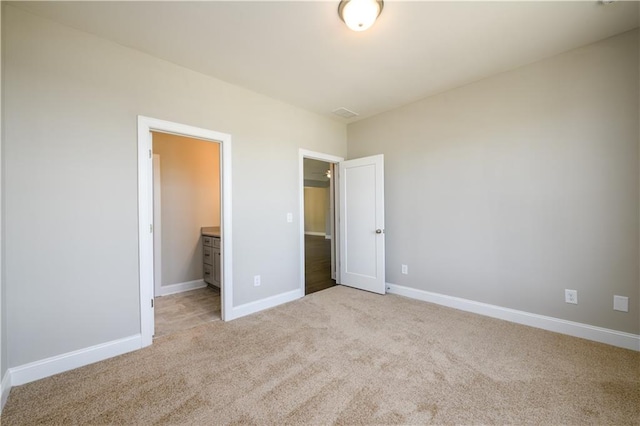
[338,0,383,32]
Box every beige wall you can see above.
[2,6,346,368]
[349,30,639,334]
[153,132,220,286]
[304,187,328,234]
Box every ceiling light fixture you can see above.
[338,0,384,32]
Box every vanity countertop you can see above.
[201,226,221,237]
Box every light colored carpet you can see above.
[2,286,639,425]
[154,286,221,338]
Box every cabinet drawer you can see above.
[204,263,213,284]
[212,237,220,248]
[203,245,213,265]
[203,236,214,247]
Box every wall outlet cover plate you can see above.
[565,289,578,304]
[613,295,629,312]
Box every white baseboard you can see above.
[228,289,303,321]
[0,287,300,400]
[386,283,640,352]
[304,232,326,237]
[1,370,11,412]
[8,334,142,387]
[159,279,206,296]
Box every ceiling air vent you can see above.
[332,107,359,119]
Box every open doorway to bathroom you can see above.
[151,132,222,337]
[303,158,337,295]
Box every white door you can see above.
[339,154,385,294]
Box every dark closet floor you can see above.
[305,235,336,295]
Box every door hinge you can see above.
[151,299,154,308]
[149,149,152,159]
[150,224,153,233]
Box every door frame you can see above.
[138,116,233,348]
[152,154,162,298]
[299,149,344,295]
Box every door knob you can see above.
[376,229,383,234]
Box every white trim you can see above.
[387,284,640,351]
[219,127,233,321]
[138,121,154,345]
[227,289,302,321]
[158,279,207,297]
[304,231,326,237]
[299,149,344,296]
[0,5,4,414]
[138,116,233,349]
[1,371,11,412]
[152,154,162,297]
[333,164,340,283]
[9,335,142,387]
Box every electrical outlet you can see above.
[286,213,293,223]
[254,275,261,287]
[565,289,578,304]
[613,295,629,312]
[401,264,408,275]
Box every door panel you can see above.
[339,155,385,294]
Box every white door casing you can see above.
[339,155,385,294]
[153,154,162,298]
[138,116,232,348]
[332,162,341,285]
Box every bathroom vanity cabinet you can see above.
[201,227,221,288]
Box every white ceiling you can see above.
[10,1,639,122]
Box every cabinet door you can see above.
[203,263,213,285]
[203,245,213,266]
[213,247,221,287]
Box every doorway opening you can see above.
[299,149,387,298]
[303,159,336,295]
[151,132,221,338]
[299,150,344,295]
[138,116,233,348]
